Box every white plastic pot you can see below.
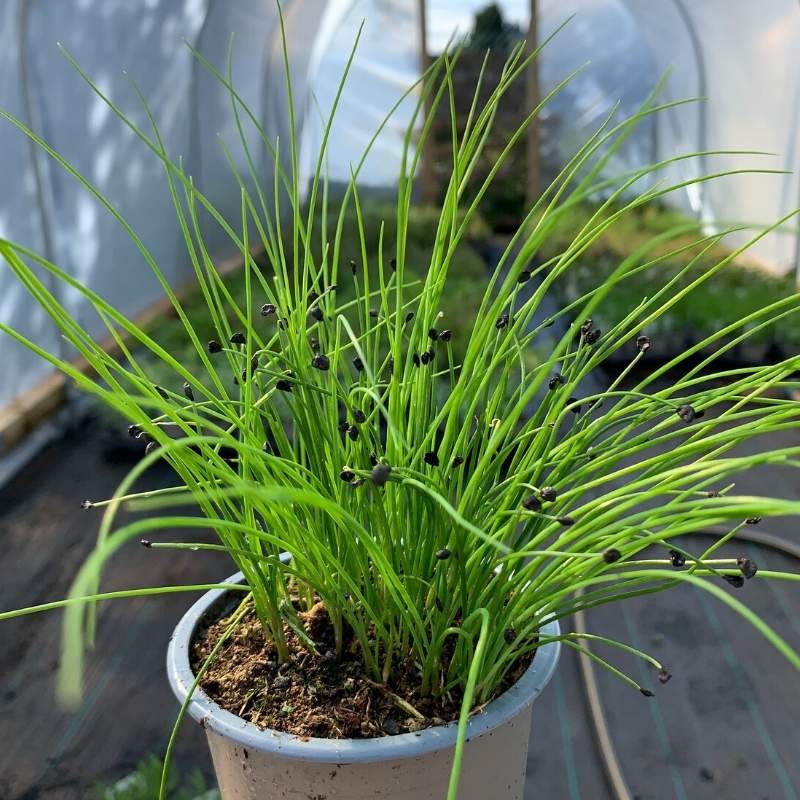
[167,572,560,799]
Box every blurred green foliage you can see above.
[110,199,796,414]
[539,202,798,352]
[96,756,217,800]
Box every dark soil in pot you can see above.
[190,590,534,740]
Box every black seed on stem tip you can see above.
[308,290,319,303]
[522,495,542,512]
[405,311,415,324]
[353,356,364,372]
[640,688,655,698]
[81,500,93,510]
[676,404,696,423]
[371,462,392,486]
[310,307,324,322]
[369,308,379,318]
[338,421,350,434]
[208,339,222,353]
[636,335,651,353]
[140,539,152,548]
[504,628,517,643]
[412,353,421,367]
[669,549,686,567]
[261,303,276,316]
[603,547,622,564]
[369,452,379,466]
[230,332,246,345]
[539,486,557,503]
[451,456,464,467]
[658,668,672,684]
[439,329,452,342]
[276,379,292,392]
[339,467,355,482]
[420,351,431,365]
[154,385,168,400]
[350,259,357,274]
[724,574,745,588]
[145,441,157,456]
[496,313,509,330]
[127,424,141,438]
[183,382,194,402]
[312,354,330,371]
[353,409,367,424]
[435,548,451,560]
[737,557,758,579]
[428,328,439,341]
[389,258,397,271]
[580,318,601,344]
[517,270,531,284]
[423,451,440,466]
[707,489,720,498]
[584,327,601,345]
[548,373,565,390]
[347,425,359,441]
[350,478,365,488]
[556,515,575,526]
[745,516,762,525]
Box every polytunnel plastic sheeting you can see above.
[534,0,800,271]
[4,0,800,455]
[24,0,212,353]
[624,0,800,271]
[0,2,62,410]
[301,0,420,189]
[535,0,662,199]
[0,0,420,439]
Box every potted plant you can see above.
[2,16,800,800]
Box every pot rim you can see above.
[167,570,560,764]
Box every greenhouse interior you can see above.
[2,1,800,799]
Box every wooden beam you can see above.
[0,246,261,451]
[417,0,437,204]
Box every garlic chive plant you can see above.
[2,16,800,800]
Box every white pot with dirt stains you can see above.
[167,572,560,800]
